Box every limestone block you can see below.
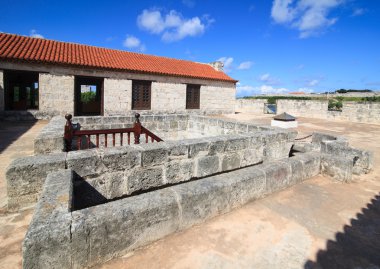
[165,141,189,159]
[139,143,168,167]
[321,154,353,182]
[222,152,241,170]
[101,146,141,171]
[262,161,291,194]
[22,170,73,269]
[188,139,210,157]
[67,149,106,178]
[127,167,164,193]
[6,153,66,202]
[196,155,220,177]
[241,147,264,167]
[70,189,180,268]
[299,152,321,179]
[165,160,194,184]
[206,136,226,155]
[224,135,250,152]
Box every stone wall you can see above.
[39,73,74,117]
[235,99,267,114]
[276,99,380,124]
[0,62,236,119]
[277,100,328,119]
[200,85,236,114]
[23,153,321,269]
[103,78,132,115]
[336,102,380,124]
[151,82,187,113]
[0,70,4,111]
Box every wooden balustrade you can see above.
[64,113,163,151]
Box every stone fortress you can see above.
[0,33,375,268]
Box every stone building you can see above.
[0,33,237,119]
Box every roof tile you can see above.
[0,33,237,83]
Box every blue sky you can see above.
[0,0,379,97]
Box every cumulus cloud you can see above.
[137,9,210,42]
[30,29,44,39]
[217,57,234,73]
[258,73,281,85]
[271,0,344,38]
[123,35,146,52]
[237,61,254,70]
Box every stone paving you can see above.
[1,115,380,269]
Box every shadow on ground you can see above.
[0,120,37,154]
[305,193,380,269]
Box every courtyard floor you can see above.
[0,115,379,269]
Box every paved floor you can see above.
[0,120,47,269]
[0,116,379,269]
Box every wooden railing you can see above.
[64,113,163,151]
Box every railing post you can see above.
[64,114,74,151]
[133,113,142,144]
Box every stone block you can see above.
[206,136,226,155]
[188,139,209,157]
[67,149,106,178]
[101,146,141,171]
[261,161,291,194]
[196,155,220,177]
[127,167,164,193]
[165,141,189,159]
[165,160,194,184]
[70,189,180,268]
[22,170,73,269]
[224,135,250,152]
[222,152,241,170]
[6,153,66,199]
[321,154,353,182]
[241,147,263,167]
[139,143,168,167]
[299,152,321,179]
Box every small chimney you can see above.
[208,61,224,72]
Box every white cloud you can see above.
[271,0,344,38]
[259,85,289,94]
[137,9,209,42]
[30,29,44,39]
[258,73,280,85]
[307,79,319,87]
[237,83,315,97]
[352,8,366,17]
[217,57,234,73]
[123,35,146,52]
[237,61,254,70]
[297,87,314,93]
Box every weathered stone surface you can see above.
[196,155,220,177]
[262,161,291,194]
[224,135,250,152]
[139,143,168,167]
[321,154,353,182]
[101,146,141,171]
[321,141,373,175]
[22,170,73,269]
[222,152,241,170]
[66,148,106,178]
[165,160,194,184]
[127,167,164,193]
[241,147,264,167]
[70,188,180,268]
[188,139,209,157]
[6,152,66,210]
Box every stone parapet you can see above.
[23,152,321,269]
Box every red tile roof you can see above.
[0,33,237,83]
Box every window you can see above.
[186,84,200,109]
[132,80,151,110]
